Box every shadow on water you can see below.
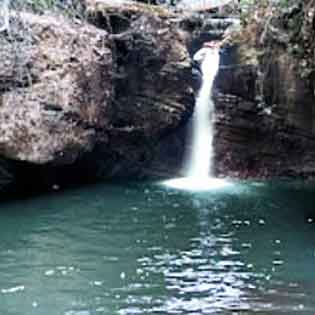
[0,179,315,314]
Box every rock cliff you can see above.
[0,3,193,196]
[214,1,315,179]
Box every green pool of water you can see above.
[0,180,315,314]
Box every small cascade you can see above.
[163,44,230,191]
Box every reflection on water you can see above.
[0,181,315,314]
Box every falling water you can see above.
[186,47,219,178]
[163,46,230,190]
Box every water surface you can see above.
[0,180,315,314]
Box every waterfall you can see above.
[186,47,219,178]
[163,44,230,190]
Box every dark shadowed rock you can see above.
[85,1,194,178]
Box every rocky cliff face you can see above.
[86,2,194,178]
[214,1,315,179]
[0,3,194,196]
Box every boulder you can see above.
[0,12,113,165]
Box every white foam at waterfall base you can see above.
[163,46,230,191]
[164,177,230,191]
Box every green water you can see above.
[0,180,315,315]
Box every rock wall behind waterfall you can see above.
[214,1,315,179]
